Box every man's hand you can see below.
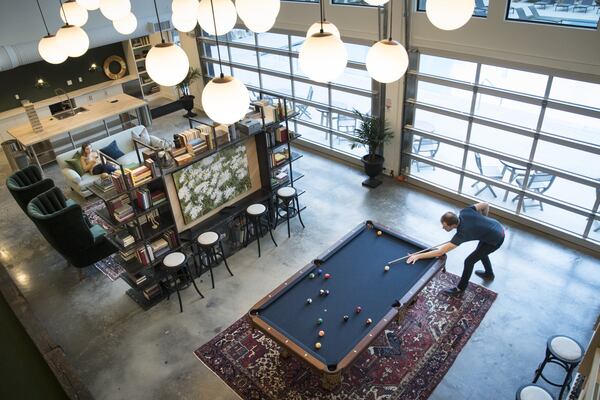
[406,254,420,264]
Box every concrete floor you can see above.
[1,112,599,400]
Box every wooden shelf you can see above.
[268,133,301,152]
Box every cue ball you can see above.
[318,330,325,337]
[317,318,323,325]
[355,306,362,313]
[366,318,372,325]
[324,273,331,279]
[306,298,312,304]
[377,230,382,236]
[309,273,316,279]
[384,265,390,272]
[315,342,322,349]
[343,315,349,321]
[319,289,325,296]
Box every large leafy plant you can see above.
[176,67,202,97]
[350,110,394,161]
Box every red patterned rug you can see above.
[194,272,497,399]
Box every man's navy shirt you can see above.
[450,205,504,246]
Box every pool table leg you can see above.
[321,371,342,390]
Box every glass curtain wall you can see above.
[197,28,377,159]
[402,51,600,246]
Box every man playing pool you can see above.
[406,202,505,295]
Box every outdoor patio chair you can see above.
[534,0,555,9]
[573,0,595,12]
[475,0,488,14]
[471,153,505,198]
[514,171,556,211]
[295,87,313,119]
[411,136,440,172]
[527,6,567,22]
[555,0,575,11]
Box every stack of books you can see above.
[119,247,137,261]
[271,170,289,187]
[174,153,193,165]
[115,231,135,247]
[135,188,151,210]
[111,169,131,193]
[136,245,155,266]
[150,191,167,206]
[186,138,208,155]
[142,283,161,301]
[94,175,114,192]
[144,158,159,177]
[150,238,169,259]
[214,125,232,146]
[131,272,147,286]
[162,229,177,248]
[271,149,289,166]
[114,204,134,223]
[129,165,153,187]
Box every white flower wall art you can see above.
[173,143,252,224]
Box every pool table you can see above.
[249,220,446,389]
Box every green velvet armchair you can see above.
[6,165,54,213]
[27,187,116,269]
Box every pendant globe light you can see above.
[426,0,474,31]
[146,0,190,87]
[197,0,236,36]
[306,20,339,38]
[365,0,389,5]
[36,0,67,64]
[60,0,88,27]
[172,11,198,32]
[56,0,89,58]
[201,0,249,124]
[366,0,408,83]
[76,0,100,10]
[236,0,280,33]
[99,0,131,21]
[113,12,137,34]
[299,0,347,83]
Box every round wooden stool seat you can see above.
[198,231,219,247]
[277,186,296,198]
[163,252,185,268]
[516,384,553,400]
[246,203,266,216]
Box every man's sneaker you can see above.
[443,287,464,296]
[475,271,495,281]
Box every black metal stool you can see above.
[162,252,203,313]
[195,231,233,289]
[533,335,584,400]
[516,384,554,400]
[244,203,277,257]
[274,186,305,238]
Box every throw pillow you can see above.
[149,135,167,149]
[131,127,151,145]
[65,151,85,176]
[100,140,125,160]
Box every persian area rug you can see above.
[194,272,497,400]
[83,199,125,281]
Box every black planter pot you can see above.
[179,95,197,118]
[361,154,384,188]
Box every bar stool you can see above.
[244,203,277,257]
[533,335,584,400]
[516,384,553,400]
[162,252,203,313]
[275,186,305,238]
[195,231,233,289]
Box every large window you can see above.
[506,0,599,29]
[198,28,375,159]
[417,0,489,17]
[403,52,600,246]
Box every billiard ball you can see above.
[324,273,331,279]
[355,306,362,314]
[319,289,325,296]
[324,290,330,296]
[306,298,312,304]
[317,269,323,275]
[315,342,322,349]
[384,265,390,272]
[317,318,323,325]
[366,318,372,325]
[343,315,349,321]
[377,230,382,236]
[318,330,325,337]
[309,273,316,279]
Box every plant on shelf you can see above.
[176,67,202,118]
[349,109,394,189]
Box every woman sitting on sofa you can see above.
[80,143,117,175]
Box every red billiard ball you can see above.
[355,306,362,314]
[324,273,331,279]
[318,330,325,337]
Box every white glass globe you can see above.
[202,76,250,124]
[56,24,89,58]
[146,43,190,86]
[197,0,237,36]
[306,20,340,38]
[172,11,198,32]
[76,0,100,10]
[426,0,474,31]
[364,0,389,5]
[113,12,137,35]
[299,32,347,83]
[172,0,198,14]
[60,1,89,27]
[236,0,280,33]
[38,35,68,64]
[99,0,131,21]
[366,39,408,83]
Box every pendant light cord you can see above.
[58,0,69,25]
[36,0,50,35]
[210,0,225,77]
[389,0,393,40]
[319,0,324,33]
[152,0,165,43]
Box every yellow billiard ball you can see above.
[377,231,383,236]
[315,342,322,349]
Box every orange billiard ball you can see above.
[318,330,325,337]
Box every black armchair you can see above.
[27,187,116,269]
[6,165,54,213]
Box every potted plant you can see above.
[349,110,394,188]
[176,67,202,118]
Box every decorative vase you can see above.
[361,154,384,188]
[179,95,196,118]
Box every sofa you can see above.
[56,125,163,197]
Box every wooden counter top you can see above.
[8,93,147,147]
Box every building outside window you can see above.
[402,51,600,245]
[198,28,377,160]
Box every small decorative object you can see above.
[175,67,202,118]
[349,109,394,189]
[316,318,323,325]
[355,306,362,314]
[343,315,349,321]
[306,298,312,304]
[34,78,50,89]
[22,100,44,133]
[315,342,321,349]
[89,62,98,71]
[366,318,373,325]
[324,273,331,279]
[318,330,325,337]
[103,55,127,80]
[384,265,390,272]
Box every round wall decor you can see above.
[103,55,127,80]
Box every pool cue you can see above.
[387,241,448,265]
